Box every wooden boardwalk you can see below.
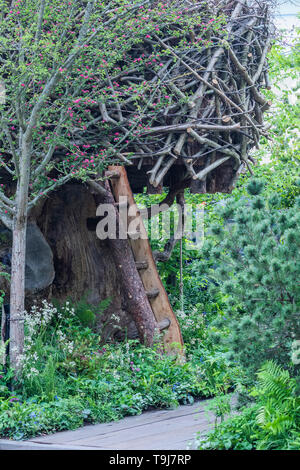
[0,399,215,450]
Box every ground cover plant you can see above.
[196,361,300,450]
[0,298,241,440]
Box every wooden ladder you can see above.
[108,165,184,353]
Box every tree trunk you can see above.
[107,233,159,346]
[36,183,133,339]
[9,142,30,376]
[97,183,159,346]
[9,214,27,375]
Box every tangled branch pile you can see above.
[94,0,275,192]
[0,0,275,215]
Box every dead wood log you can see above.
[95,181,159,346]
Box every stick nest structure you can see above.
[95,0,275,194]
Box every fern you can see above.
[257,361,294,401]
[201,361,300,450]
[255,361,300,447]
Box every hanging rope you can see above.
[176,191,185,313]
[180,236,184,313]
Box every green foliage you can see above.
[197,405,259,450]
[246,179,265,196]
[198,361,300,450]
[0,299,239,439]
[0,289,4,308]
[0,7,298,449]
[204,392,233,428]
[192,36,300,450]
[0,366,13,400]
[253,361,300,449]
[292,340,300,368]
[201,181,300,381]
[64,296,111,328]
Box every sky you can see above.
[276,0,300,15]
[275,1,299,28]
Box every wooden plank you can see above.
[65,416,214,449]
[100,426,210,450]
[135,260,148,270]
[0,440,100,450]
[10,397,237,450]
[29,400,210,444]
[108,165,184,353]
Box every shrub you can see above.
[197,361,300,450]
[202,181,300,380]
[69,297,111,328]
[0,300,240,439]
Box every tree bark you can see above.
[96,182,159,346]
[9,141,30,376]
[9,220,26,375]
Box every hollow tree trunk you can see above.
[32,182,154,342]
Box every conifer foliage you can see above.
[202,179,300,378]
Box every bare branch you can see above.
[34,0,46,44]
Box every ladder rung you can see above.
[128,231,141,239]
[107,165,185,352]
[106,170,120,179]
[135,260,148,270]
[146,288,159,299]
[116,201,129,209]
[158,318,171,331]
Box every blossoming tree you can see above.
[0,0,273,373]
[1,0,188,372]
